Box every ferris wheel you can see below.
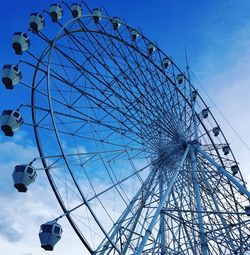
[1,1,250,254]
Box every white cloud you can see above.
[0,134,87,255]
[192,13,250,188]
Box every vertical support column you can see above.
[190,147,208,255]
[134,145,190,255]
[196,156,237,252]
[96,164,159,255]
[120,168,158,254]
[171,191,198,255]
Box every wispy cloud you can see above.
[0,132,89,255]
[0,218,22,243]
[192,5,250,187]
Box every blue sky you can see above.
[1,0,250,254]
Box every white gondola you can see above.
[147,43,156,55]
[201,108,209,118]
[71,3,82,18]
[112,17,122,30]
[39,221,62,251]
[1,64,22,89]
[1,110,23,136]
[29,13,45,32]
[131,30,139,41]
[12,165,37,192]
[162,57,171,69]
[177,74,185,84]
[212,126,220,136]
[245,205,250,216]
[231,165,239,176]
[49,3,63,22]
[92,8,102,23]
[12,32,30,55]
[222,145,230,155]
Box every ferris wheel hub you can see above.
[185,139,200,150]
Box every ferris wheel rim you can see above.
[22,5,250,254]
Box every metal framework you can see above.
[2,1,250,254]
